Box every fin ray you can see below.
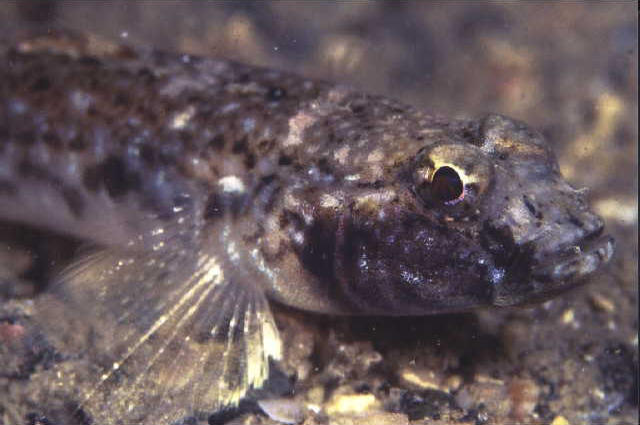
[34,240,282,424]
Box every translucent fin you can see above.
[34,242,282,424]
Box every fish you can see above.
[0,33,614,424]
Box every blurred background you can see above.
[0,2,637,425]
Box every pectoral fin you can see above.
[33,244,281,424]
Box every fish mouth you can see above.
[493,232,615,307]
[531,233,615,284]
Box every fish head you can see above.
[469,114,615,307]
[324,114,613,314]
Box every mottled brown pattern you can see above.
[0,21,623,425]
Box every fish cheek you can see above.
[335,215,495,314]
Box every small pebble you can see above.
[551,415,570,425]
[326,393,379,415]
[589,293,615,313]
[399,367,441,391]
[258,398,305,424]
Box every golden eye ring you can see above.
[413,143,491,210]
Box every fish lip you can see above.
[492,233,615,307]
[531,233,615,283]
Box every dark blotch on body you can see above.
[522,194,543,220]
[204,189,248,220]
[136,67,157,85]
[112,92,130,108]
[480,222,518,268]
[31,76,51,92]
[18,159,49,180]
[567,210,584,229]
[232,136,248,154]
[244,153,256,169]
[139,144,158,166]
[254,175,281,214]
[78,56,102,68]
[278,154,293,166]
[299,219,337,280]
[69,136,87,151]
[82,156,141,198]
[61,186,85,218]
[42,131,63,150]
[266,87,286,101]
[208,134,226,151]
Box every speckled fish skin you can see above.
[0,35,614,423]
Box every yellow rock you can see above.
[561,309,575,325]
[325,393,379,415]
[399,367,441,390]
[551,415,570,425]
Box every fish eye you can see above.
[413,144,492,210]
[431,166,464,204]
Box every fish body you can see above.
[0,35,614,423]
